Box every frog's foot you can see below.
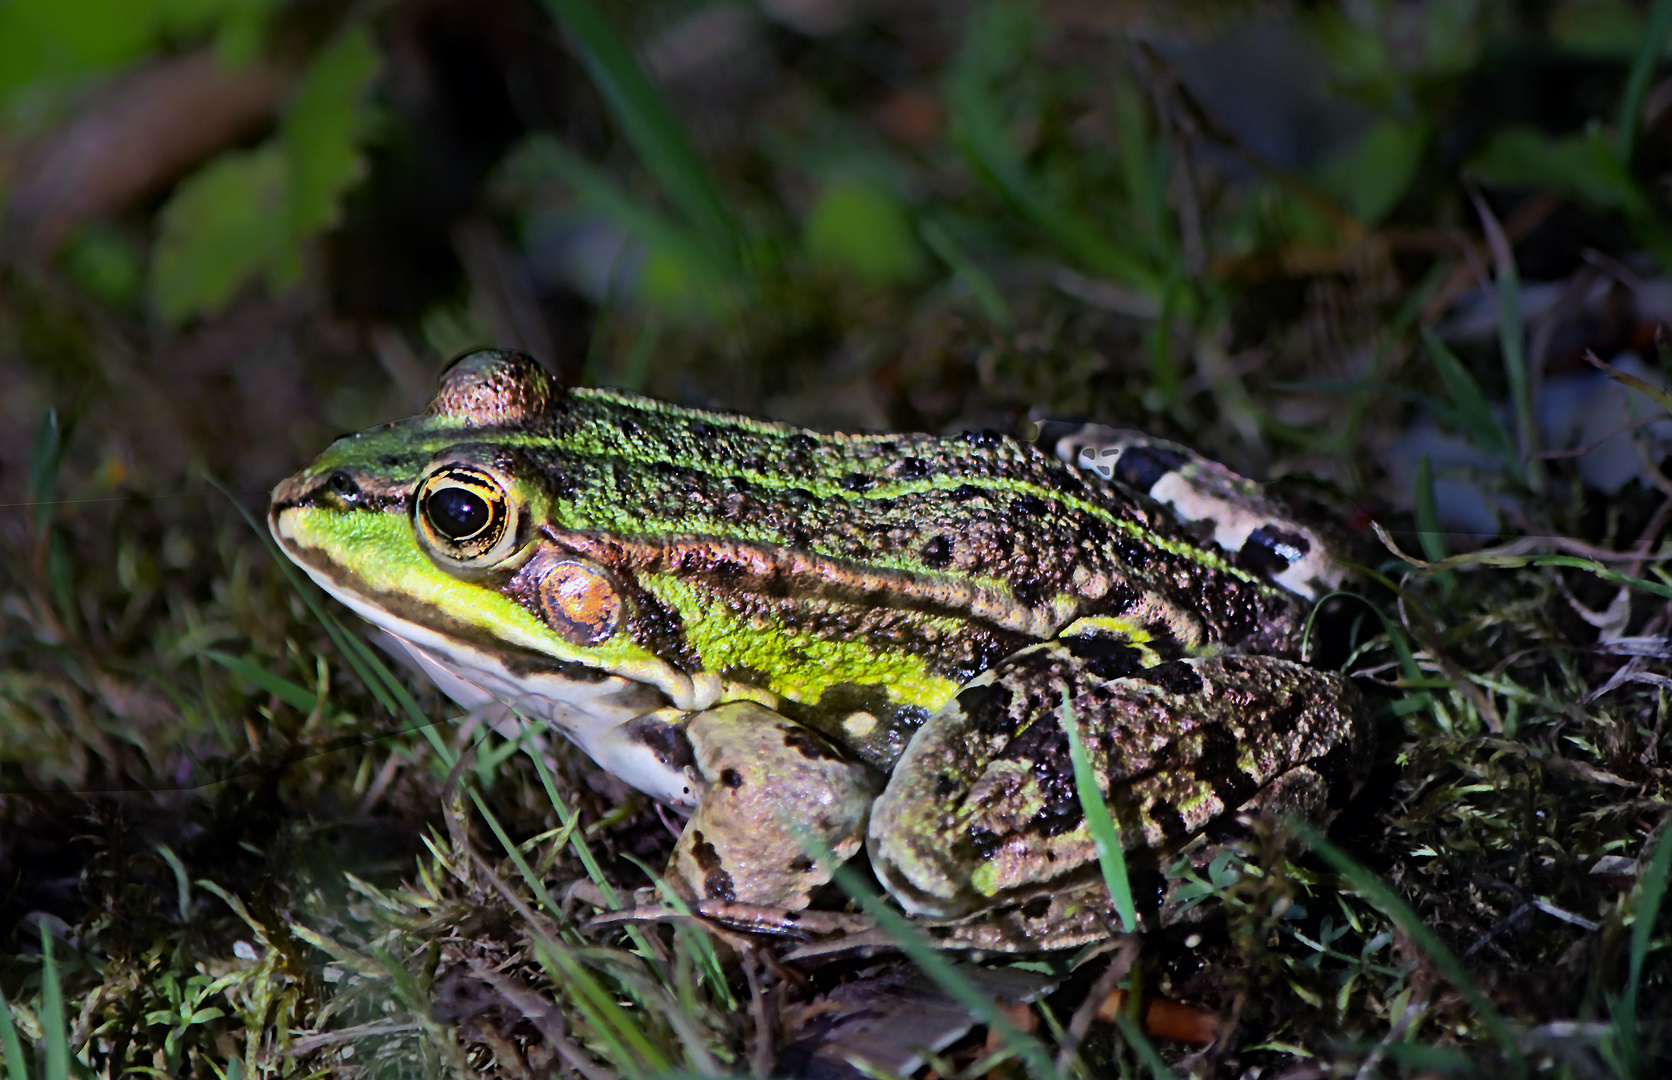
[868,642,1366,921]
[671,702,879,909]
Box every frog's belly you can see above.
[391,636,700,807]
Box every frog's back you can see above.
[523,388,1305,657]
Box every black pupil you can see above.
[427,486,491,540]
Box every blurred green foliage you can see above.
[151,27,378,322]
[0,0,273,110]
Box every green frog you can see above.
[269,350,1367,950]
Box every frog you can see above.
[269,349,1368,951]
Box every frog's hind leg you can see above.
[867,639,1367,921]
[670,702,879,909]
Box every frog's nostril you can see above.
[327,471,362,501]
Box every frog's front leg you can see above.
[868,640,1367,920]
[670,702,879,908]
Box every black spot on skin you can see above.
[956,683,1011,736]
[1210,583,1261,644]
[690,831,721,870]
[965,428,1004,448]
[624,716,694,771]
[689,831,736,900]
[1010,572,1048,608]
[896,456,930,479]
[1148,798,1188,841]
[788,855,814,872]
[1015,494,1047,516]
[705,868,735,900]
[841,472,875,492]
[1141,661,1204,695]
[785,487,815,505]
[1316,739,1360,809]
[928,925,954,940]
[968,827,1002,858]
[783,728,843,762]
[1091,580,1139,617]
[327,471,361,500]
[1112,536,1152,570]
[1268,699,1306,736]
[618,418,640,436]
[1194,724,1258,809]
[995,716,1083,838]
[1203,813,1248,844]
[1062,635,1145,681]
[921,535,954,569]
[1020,896,1052,919]
[951,484,985,502]
[720,768,743,789]
[934,774,960,798]
[1237,524,1312,579]
[787,434,816,454]
[1113,445,1187,492]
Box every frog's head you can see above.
[269,351,719,740]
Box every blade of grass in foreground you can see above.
[0,984,28,1080]
[39,925,69,1080]
[1059,690,1138,934]
[1294,823,1527,1076]
[1612,824,1672,1075]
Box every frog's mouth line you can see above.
[268,500,719,704]
[274,529,712,806]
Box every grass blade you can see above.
[0,986,28,1080]
[27,408,66,521]
[212,476,458,768]
[1468,189,1539,489]
[920,218,1013,331]
[1294,824,1526,1075]
[943,3,1159,292]
[922,217,1009,332]
[1422,327,1514,465]
[539,0,742,268]
[1618,824,1672,1068]
[533,940,671,1074]
[1059,690,1138,934]
[1615,0,1672,163]
[203,650,319,713]
[823,854,1060,1079]
[1113,1010,1178,1080]
[1413,455,1447,565]
[39,925,69,1080]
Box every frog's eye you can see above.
[415,466,519,566]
